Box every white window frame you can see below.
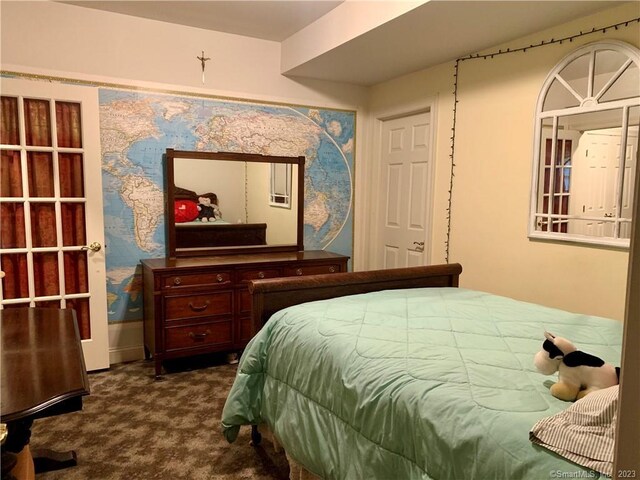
[529,40,640,248]
[270,162,292,209]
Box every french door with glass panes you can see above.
[0,77,109,370]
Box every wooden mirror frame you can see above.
[165,149,305,258]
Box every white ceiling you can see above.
[61,1,345,41]
[59,0,631,86]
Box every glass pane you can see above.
[65,299,90,340]
[619,221,632,239]
[543,78,581,111]
[594,49,630,97]
[34,300,61,309]
[0,253,29,299]
[0,203,26,248]
[558,52,590,100]
[63,251,89,294]
[30,203,58,247]
[1,302,32,309]
[33,252,59,296]
[55,101,83,148]
[1,96,20,145]
[560,109,623,221]
[23,98,52,147]
[0,150,23,197]
[533,216,569,233]
[557,108,623,133]
[620,105,639,231]
[61,203,86,246]
[600,63,640,103]
[27,152,54,197]
[58,153,84,197]
[566,218,616,238]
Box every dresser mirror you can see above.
[165,148,304,258]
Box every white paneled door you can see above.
[376,112,432,269]
[0,77,109,370]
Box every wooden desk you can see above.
[0,308,90,475]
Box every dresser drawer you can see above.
[162,271,232,289]
[284,263,341,277]
[164,321,232,351]
[238,289,252,314]
[237,268,282,283]
[164,291,233,321]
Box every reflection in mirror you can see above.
[535,107,638,240]
[270,163,292,208]
[165,149,304,257]
[532,42,640,247]
[174,158,298,245]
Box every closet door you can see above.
[0,77,109,371]
[376,111,433,269]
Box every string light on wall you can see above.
[197,50,211,84]
[443,16,640,263]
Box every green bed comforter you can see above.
[221,288,622,479]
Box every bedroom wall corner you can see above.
[0,0,369,363]
[368,2,639,320]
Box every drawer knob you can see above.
[258,271,265,279]
[188,301,210,312]
[296,268,303,276]
[173,277,182,285]
[216,274,224,282]
[329,266,336,273]
[188,330,211,341]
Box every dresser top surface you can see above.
[141,250,349,270]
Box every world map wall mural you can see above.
[99,89,355,323]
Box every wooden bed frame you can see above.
[246,263,462,445]
[249,263,462,334]
[175,222,267,248]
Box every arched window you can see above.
[530,41,640,247]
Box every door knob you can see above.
[413,241,425,252]
[81,242,102,252]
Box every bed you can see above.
[175,221,267,248]
[221,264,623,479]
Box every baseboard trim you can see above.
[109,344,145,365]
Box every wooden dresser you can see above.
[141,250,349,377]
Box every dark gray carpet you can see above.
[31,356,289,480]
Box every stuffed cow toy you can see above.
[534,331,619,401]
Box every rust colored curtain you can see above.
[27,152,54,197]
[65,298,91,339]
[1,96,89,340]
[0,150,23,198]
[61,203,86,246]
[56,102,82,148]
[0,96,19,145]
[33,252,59,297]
[58,153,84,197]
[1,254,29,300]
[0,203,26,249]
[63,252,88,294]
[24,99,51,147]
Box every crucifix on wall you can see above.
[197,50,211,84]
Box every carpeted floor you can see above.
[30,355,289,480]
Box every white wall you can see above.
[0,0,369,263]
[2,1,637,364]
[246,162,298,245]
[366,2,639,320]
[0,0,369,363]
[0,2,369,109]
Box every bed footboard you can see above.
[249,263,462,333]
